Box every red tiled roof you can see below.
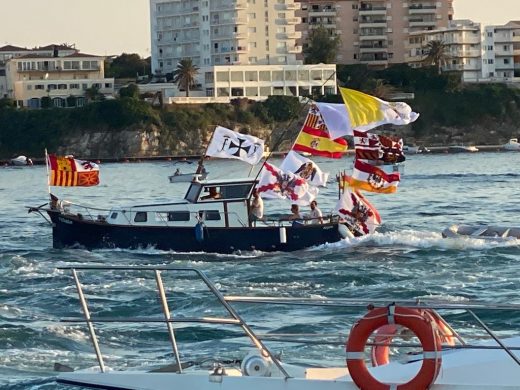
[0,45,28,52]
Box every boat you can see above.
[10,155,33,166]
[503,138,520,151]
[403,145,430,154]
[448,145,479,153]
[168,171,208,183]
[29,177,360,253]
[442,224,520,240]
[53,265,520,390]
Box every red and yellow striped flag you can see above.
[292,105,348,159]
[47,155,100,187]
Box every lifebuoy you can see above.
[370,309,455,367]
[346,305,442,390]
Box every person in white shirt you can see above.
[308,200,323,224]
[250,189,264,224]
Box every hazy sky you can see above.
[1,0,519,58]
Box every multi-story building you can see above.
[2,44,114,108]
[149,0,336,102]
[405,20,520,83]
[296,0,453,67]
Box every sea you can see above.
[1,152,520,389]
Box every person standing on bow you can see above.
[250,188,264,224]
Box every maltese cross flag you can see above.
[206,126,265,165]
[258,162,317,206]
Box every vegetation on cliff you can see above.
[1,65,520,159]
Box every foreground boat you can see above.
[54,266,520,390]
[29,178,358,253]
[442,224,520,240]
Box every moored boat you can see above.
[168,171,208,183]
[442,224,520,240]
[29,177,359,253]
[10,155,33,166]
[448,145,479,153]
[54,265,520,390]
[503,138,520,151]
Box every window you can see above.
[134,212,148,222]
[199,210,221,221]
[167,211,190,221]
[110,212,118,219]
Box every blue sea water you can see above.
[1,152,520,389]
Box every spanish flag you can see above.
[292,105,348,159]
[47,154,100,187]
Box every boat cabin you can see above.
[106,179,257,228]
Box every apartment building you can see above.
[149,0,336,102]
[296,0,453,67]
[3,44,114,108]
[406,20,520,83]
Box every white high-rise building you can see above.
[149,0,336,102]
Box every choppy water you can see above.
[1,153,520,389]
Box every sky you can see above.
[0,0,519,58]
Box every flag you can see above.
[47,155,100,187]
[292,105,348,159]
[315,102,352,139]
[335,188,381,235]
[280,151,329,187]
[257,162,317,205]
[354,130,405,164]
[345,159,400,194]
[338,87,419,133]
[206,126,264,165]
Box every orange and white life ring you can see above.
[370,309,455,367]
[346,305,442,390]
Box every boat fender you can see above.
[195,222,205,242]
[338,224,355,239]
[346,305,442,390]
[241,352,272,377]
[279,227,287,244]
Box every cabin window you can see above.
[110,212,118,219]
[199,210,221,221]
[134,212,148,222]
[185,183,202,202]
[167,211,190,221]
[220,184,251,199]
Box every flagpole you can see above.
[196,126,217,174]
[44,148,51,196]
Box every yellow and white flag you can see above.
[322,88,420,136]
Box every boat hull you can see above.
[48,211,349,253]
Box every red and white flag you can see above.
[354,130,405,164]
[257,162,317,205]
[280,151,329,187]
[345,159,400,194]
[335,188,381,235]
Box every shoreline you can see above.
[0,145,512,166]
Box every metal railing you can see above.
[59,265,520,380]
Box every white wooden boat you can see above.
[10,155,33,166]
[54,265,520,390]
[168,171,208,183]
[503,138,520,151]
[442,224,520,240]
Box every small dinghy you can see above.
[442,224,520,240]
[10,155,33,166]
[168,171,208,183]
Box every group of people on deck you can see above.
[249,189,323,225]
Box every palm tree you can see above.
[172,58,199,97]
[422,40,450,74]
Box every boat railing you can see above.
[58,265,520,378]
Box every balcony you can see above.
[308,8,336,17]
[409,18,437,28]
[359,33,388,40]
[408,4,437,14]
[359,4,387,16]
[283,17,301,25]
[359,19,387,28]
[287,46,302,54]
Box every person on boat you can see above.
[306,200,323,224]
[280,204,302,222]
[196,162,207,175]
[249,189,264,224]
[174,168,181,176]
[201,186,221,200]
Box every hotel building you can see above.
[1,44,114,108]
[405,20,520,83]
[149,0,336,102]
[295,0,453,67]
